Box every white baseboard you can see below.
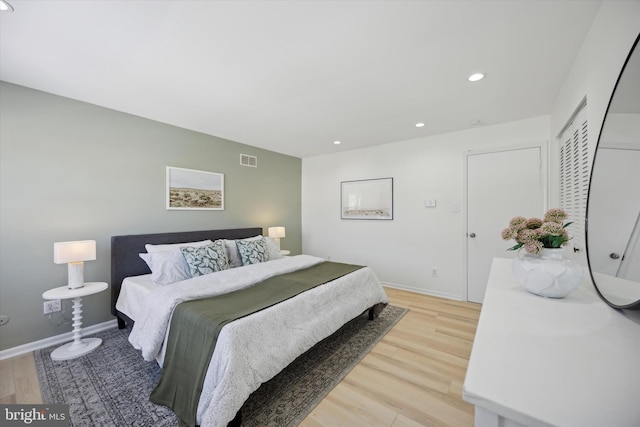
[0,319,118,361]
[381,281,464,301]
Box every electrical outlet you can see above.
[44,300,61,314]
[0,315,9,326]
[431,268,438,277]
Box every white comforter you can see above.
[127,255,389,427]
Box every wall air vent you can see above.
[240,154,257,168]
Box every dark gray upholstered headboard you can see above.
[110,228,263,318]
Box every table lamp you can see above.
[268,226,286,251]
[54,240,96,289]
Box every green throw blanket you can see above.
[150,261,364,427]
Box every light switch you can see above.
[425,199,437,208]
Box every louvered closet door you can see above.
[559,105,590,253]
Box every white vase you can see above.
[511,248,583,298]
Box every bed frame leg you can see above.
[368,303,387,320]
[117,316,126,329]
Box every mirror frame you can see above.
[586,33,640,310]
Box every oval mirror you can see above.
[586,33,640,309]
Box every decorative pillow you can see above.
[264,237,283,260]
[145,239,213,253]
[224,236,265,267]
[139,251,192,285]
[180,241,230,277]
[236,237,269,265]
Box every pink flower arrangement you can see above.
[501,208,572,255]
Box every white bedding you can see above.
[115,274,156,322]
[120,255,389,427]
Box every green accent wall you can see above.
[0,82,301,351]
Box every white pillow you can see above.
[264,236,283,260]
[223,240,242,268]
[145,239,213,253]
[139,251,192,285]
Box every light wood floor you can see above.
[301,288,481,426]
[0,351,43,405]
[0,287,481,426]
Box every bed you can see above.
[111,227,389,427]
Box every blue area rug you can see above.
[35,305,407,426]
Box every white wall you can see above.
[302,1,640,301]
[302,116,549,299]
[547,0,639,276]
[548,1,640,207]
[603,114,640,145]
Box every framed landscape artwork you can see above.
[341,177,393,220]
[166,166,224,210]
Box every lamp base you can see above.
[68,262,85,289]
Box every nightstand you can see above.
[42,282,108,361]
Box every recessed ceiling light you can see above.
[0,1,14,12]
[415,122,425,128]
[468,73,485,82]
[333,140,341,145]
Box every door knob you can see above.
[610,253,620,259]
[469,233,476,238]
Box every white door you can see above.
[466,146,544,303]
[587,147,640,278]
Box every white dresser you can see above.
[463,258,640,427]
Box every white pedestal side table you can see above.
[42,282,108,361]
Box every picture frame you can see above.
[341,177,393,220]
[166,166,224,210]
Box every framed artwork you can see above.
[341,177,393,220]
[166,166,224,210]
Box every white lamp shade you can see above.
[54,240,97,264]
[268,226,286,239]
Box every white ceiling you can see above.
[0,0,602,158]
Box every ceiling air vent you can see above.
[240,154,257,167]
